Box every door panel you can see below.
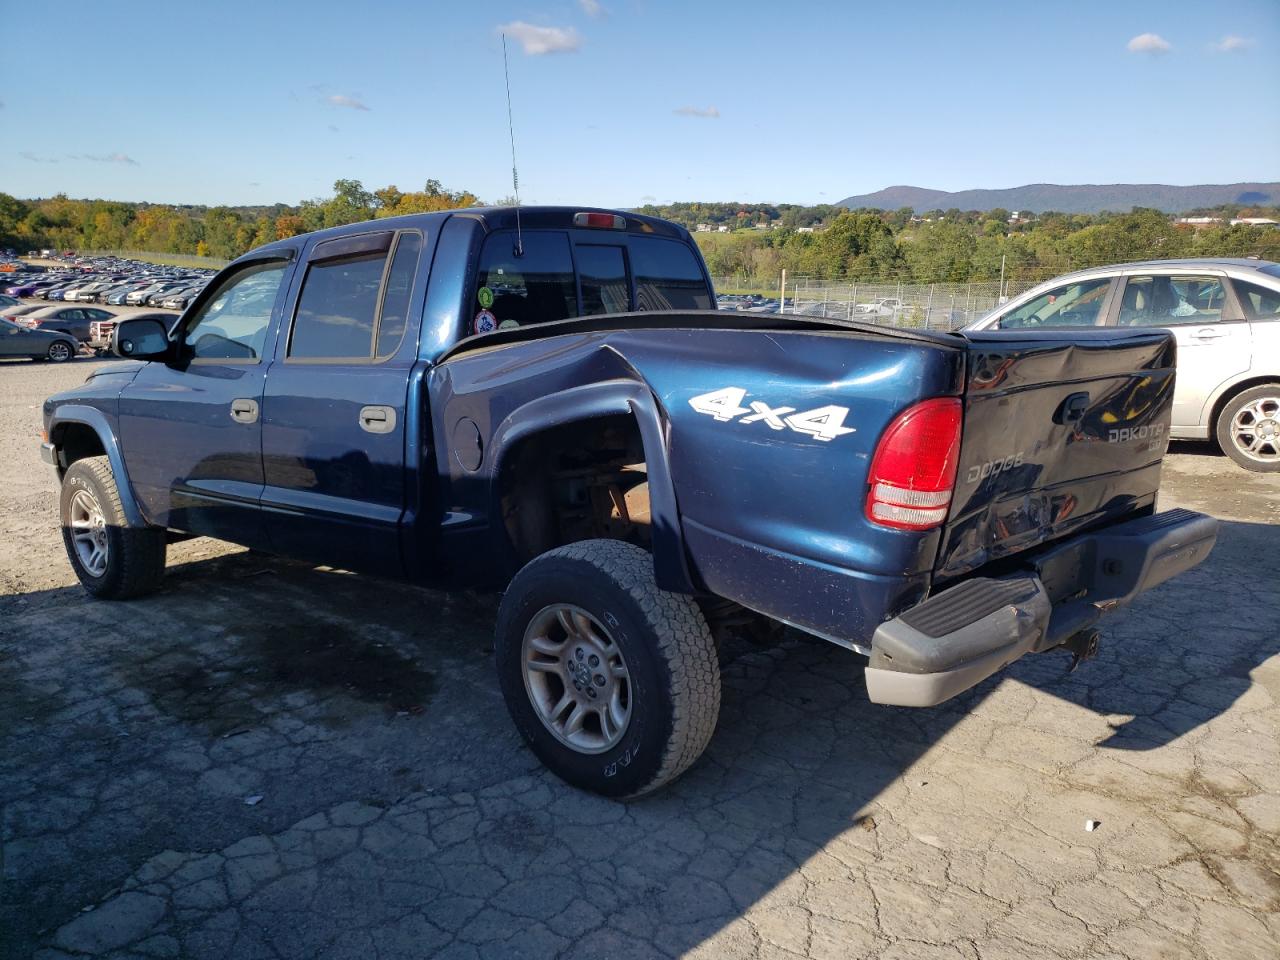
[116,257,294,545]
[260,230,423,575]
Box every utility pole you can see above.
[779,269,787,313]
[999,254,1006,301]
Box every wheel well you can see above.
[497,414,651,568]
[51,422,106,474]
[1208,377,1280,439]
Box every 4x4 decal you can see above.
[688,387,855,442]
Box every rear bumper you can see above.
[865,508,1218,707]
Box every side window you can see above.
[182,260,288,361]
[630,237,712,310]
[1117,275,1226,327]
[375,233,422,358]
[577,245,629,317]
[997,278,1111,329]
[474,230,576,332]
[290,252,387,359]
[1232,279,1280,321]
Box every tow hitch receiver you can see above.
[1061,629,1100,672]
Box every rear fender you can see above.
[487,380,695,593]
[47,404,145,527]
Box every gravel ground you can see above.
[2,358,1277,960]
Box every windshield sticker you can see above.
[473,309,497,335]
[498,319,520,330]
[477,286,494,309]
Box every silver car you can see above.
[965,258,1280,472]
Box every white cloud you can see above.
[499,21,582,55]
[71,152,139,165]
[579,0,604,16]
[326,94,370,111]
[674,105,720,119]
[20,151,58,164]
[640,194,657,202]
[1127,33,1171,54]
[1212,35,1253,53]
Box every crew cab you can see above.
[41,207,1217,797]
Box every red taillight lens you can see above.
[573,212,626,230]
[865,397,963,530]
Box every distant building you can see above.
[796,226,815,234]
[716,225,730,233]
[1230,217,1279,227]
[1177,216,1224,226]
[695,223,713,232]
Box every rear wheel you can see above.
[1216,385,1280,472]
[46,340,73,363]
[495,539,720,798]
[60,457,167,598]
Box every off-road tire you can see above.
[1216,384,1280,473]
[60,456,167,599]
[495,539,720,798]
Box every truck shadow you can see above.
[0,519,1274,957]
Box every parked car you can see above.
[855,297,905,317]
[0,317,78,362]
[965,258,1280,472]
[42,207,1215,798]
[0,293,22,309]
[15,305,114,342]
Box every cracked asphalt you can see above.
[2,359,1278,960]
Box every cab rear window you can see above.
[472,228,710,334]
[630,236,713,311]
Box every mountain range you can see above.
[836,182,1280,214]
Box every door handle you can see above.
[1190,328,1225,340]
[359,405,397,434]
[229,398,259,424]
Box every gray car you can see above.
[0,317,78,362]
[14,305,115,343]
[965,258,1280,472]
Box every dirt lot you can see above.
[2,358,1278,960]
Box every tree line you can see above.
[0,179,481,262]
[2,183,1277,284]
[689,207,1280,284]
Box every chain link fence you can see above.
[711,276,1046,330]
[787,278,1043,330]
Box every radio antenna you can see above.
[502,33,524,257]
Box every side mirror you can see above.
[112,318,170,360]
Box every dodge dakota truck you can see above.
[42,207,1218,797]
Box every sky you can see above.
[1,0,1278,208]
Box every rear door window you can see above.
[1116,275,1227,326]
[474,231,576,332]
[629,236,712,310]
[1232,279,1280,322]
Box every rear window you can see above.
[631,236,712,311]
[474,231,576,334]
[471,228,711,334]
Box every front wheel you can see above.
[46,340,73,363]
[60,457,167,598]
[495,539,721,798]
[1216,385,1280,472]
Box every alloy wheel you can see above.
[521,604,632,754]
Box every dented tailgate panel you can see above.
[938,328,1177,582]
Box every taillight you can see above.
[573,212,626,230]
[865,397,963,530]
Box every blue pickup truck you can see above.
[42,207,1218,796]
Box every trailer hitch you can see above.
[1061,629,1100,673]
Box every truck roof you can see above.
[242,206,691,263]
